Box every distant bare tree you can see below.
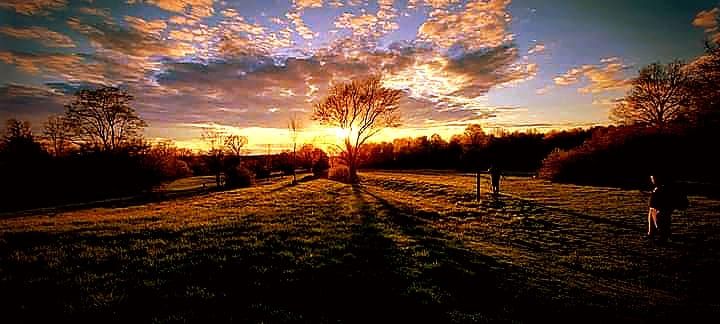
[64,87,147,152]
[2,119,32,143]
[288,115,303,184]
[202,128,225,187]
[463,124,487,147]
[224,134,248,158]
[42,115,72,157]
[312,75,402,182]
[612,61,693,129]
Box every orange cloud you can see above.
[693,7,720,43]
[0,0,66,15]
[693,7,719,31]
[418,0,512,51]
[552,57,631,94]
[124,16,168,38]
[78,7,112,21]
[333,0,398,39]
[0,51,88,79]
[142,0,215,18]
[293,0,324,10]
[0,26,75,48]
[287,11,317,40]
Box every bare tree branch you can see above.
[311,75,402,182]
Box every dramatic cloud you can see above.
[124,16,168,38]
[287,11,317,40]
[0,26,75,48]
[0,0,66,16]
[417,0,512,51]
[293,0,324,10]
[0,51,83,75]
[4,0,643,149]
[65,15,195,84]
[333,0,399,40]
[693,7,719,30]
[693,7,720,43]
[141,0,215,18]
[551,57,631,94]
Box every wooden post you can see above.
[476,171,481,201]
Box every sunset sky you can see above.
[1,0,719,153]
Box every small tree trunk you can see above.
[348,162,358,183]
[292,143,297,184]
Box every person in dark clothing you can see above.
[647,174,687,242]
[489,165,503,195]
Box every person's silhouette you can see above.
[647,173,680,242]
[489,165,503,195]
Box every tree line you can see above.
[541,44,720,188]
[0,87,331,212]
[0,87,190,211]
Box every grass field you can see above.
[1,171,720,323]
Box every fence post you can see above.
[476,171,481,201]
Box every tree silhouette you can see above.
[312,75,402,182]
[463,124,488,147]
[64,87,147,152]
[2,119,32,143]
[687,44,720,128]
[612,61,692,130]
[1,119,43,158]
[224,134,248,158]
[42,115,72,157]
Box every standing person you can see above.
[647,173,687,242]
[489,165,503,195]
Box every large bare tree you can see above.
[312,75,402,182]
[64,87,147,152]
[611,61,693,129]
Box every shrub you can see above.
[328,165,351,183]
[173,160,193,178]
[225,165,254,188]
[245,160,271,179]
[312,156,330,178]
[538,126,691,188]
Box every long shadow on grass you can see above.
[497,192,642,232]
[1,185,493,323]
[350,184,531,322]
[0,186,218,219]
[354,184,653,323]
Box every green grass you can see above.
[1,171,720,323]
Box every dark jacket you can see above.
[649,184,688,212]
